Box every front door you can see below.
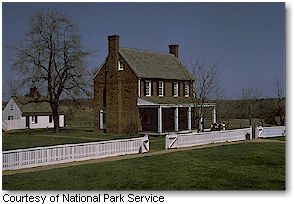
[162,108,175,132]
[26,116,30,129]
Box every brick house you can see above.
[93,35,216,134]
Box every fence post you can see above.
[141,134,149,153]
[165,133,178,149]
[165,135,169,149]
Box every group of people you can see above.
[210,122,226,131]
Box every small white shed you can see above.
[2,96,64,131]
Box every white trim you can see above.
[158,107,162,133]
[175,107,179,131]
[188,107,192,131]
[100,109,106,130]
[213,106,217,123]
[138,79,141,97]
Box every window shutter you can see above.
[179,82,181,97]
[157,82,159,96]
[172,82,174,96]
[151,81,153,96]
[163,82,165,96]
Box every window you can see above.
[49,115,53,123]
[158,81,164,97]
[8,116,13,120]
[118,60,124,71]
[10,104,13,110]
[184,82,190,97]
[173,82,179,97]
[144,80,151,96]
[32,116,38,124]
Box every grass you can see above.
[2,128,141,151]
[263,136,285,141]
[3,141,285,190]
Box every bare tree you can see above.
[191,61,219,131]
[274,76,285,125]
[10,11,91,132]
[239,87,262,126]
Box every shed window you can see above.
[158,81,164,97]
[10,104,13,110]
[32,116,38,124]
[49,115,53,123]
[173,82,179,97]
[145,80,151,96]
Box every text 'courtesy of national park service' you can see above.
[3,193,165,204]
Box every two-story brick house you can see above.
[94,35,216,134]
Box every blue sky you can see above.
[2,2,286,100]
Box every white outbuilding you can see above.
[2,88,64,131]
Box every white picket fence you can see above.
[165,128,252,149]
[256,126,286,138]
[3,136,149,171]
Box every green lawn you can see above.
[2,128,141,151]
[263,136,286,141]
[3,141,285,190]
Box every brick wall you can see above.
[139,79,194,98]
[94,35,141,134]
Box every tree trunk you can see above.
[52,103,60,132]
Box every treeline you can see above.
[215,98,285,126]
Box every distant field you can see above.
[2,128,140,151]
[3,141,285,190]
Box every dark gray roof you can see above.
[119,48,194,80]
[139,96,195,105]
[12,96,64,116]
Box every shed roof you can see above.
[12,96,64,116]
[119,48,194,80]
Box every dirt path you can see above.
[3,138,285,176]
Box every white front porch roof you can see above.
[137,96,215,108]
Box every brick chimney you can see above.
[106,35,120,133]
[169,44,179,58]
[27,86,39,99]
[108,35,120,59]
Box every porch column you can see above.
[175,107,179,132]
[158,106,162,133]
[213,105,216,123]
[188,106,192,130]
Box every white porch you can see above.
[138,97,216,134]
